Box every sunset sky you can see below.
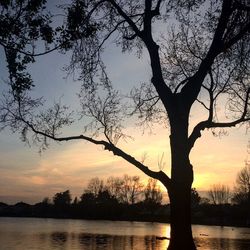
[0,2,249,205]
[0,44,248,205]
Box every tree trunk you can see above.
[167,181,196,250]
[165,146,196,249]
[166,103,196,249]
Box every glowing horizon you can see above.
[0,121,247,204]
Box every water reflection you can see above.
[50,232,169,250]
[0,218,250,250]
[38,232,169,250]
[195,237,250,250]
[46,232,250,250]
[51,232,68,246]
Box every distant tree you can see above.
[80,192,95,205]
[42,197,51,205]
[191,188,201,208]
[72,197,79,205]
[1,1,250,249]
[106,176,124,202]
[53,190,72,206]
[143,178,163,205]
[232,163,250,205]
[120,175,144,204]
[96,190,118,205]
[84,177,105,198]
[208,184,231,205]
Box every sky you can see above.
[0,2,249,205]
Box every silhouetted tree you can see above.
[72,197,79,205]
[53,190,72,206]
[208,184,231,205]
[84,177,105,198]
[42,197,51,205]
[106,176,124,202]
[120,175,144,204]
[143,178,163,205]
[232,163,250,226]
[191,188,201,208]
[96,190,118,205]
[1,1,250,249]
[80,192,95,205]
[232,162,250,205]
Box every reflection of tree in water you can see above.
[77,233,168,250]
[195,237,250,250]
[14,230,250,250]
[78,234,110,249]
[50,232,68,246]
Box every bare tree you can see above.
[106,176,124,201]
[106,175,145,204]
[208,184,231,205]
[144,178,163,205]
[84,177,105,198]
[1,1,250,249]
[232,162,250,205]
[120,175,144,204]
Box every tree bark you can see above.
[165,103,197,250]
[167,178,196,250]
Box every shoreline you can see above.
[1,215,250,229]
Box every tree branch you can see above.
[109,0,142,37]
[153,0,163,16]
[188,87,249,151]
[188,115,250,152]
[0,40,60,57]
[181,0,233,106]
[140,0,173,112]
[207,70,215,122]
[104,143,172,189]
[16,108,172,189]
[224,22,250,50]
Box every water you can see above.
[0,217,250,249]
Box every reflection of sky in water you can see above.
[0,218,250,250]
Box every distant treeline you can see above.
[0,172,250,227]
[0,176,167,222]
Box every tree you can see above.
[84,177,105,197]
[1,1,250,249]
[232,162,250,205]
[106,176,124,202]
[42,197,51,205]
[73,196,79,205]
[53,190,72,206]
[208,184,231,205]
[0,0,56,99]
[191,188,201,208]
[96,190,118,205]
[80,192,95,205]
[143,178,163,205]
[120,175,144,204]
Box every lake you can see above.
[0,217,250,249]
